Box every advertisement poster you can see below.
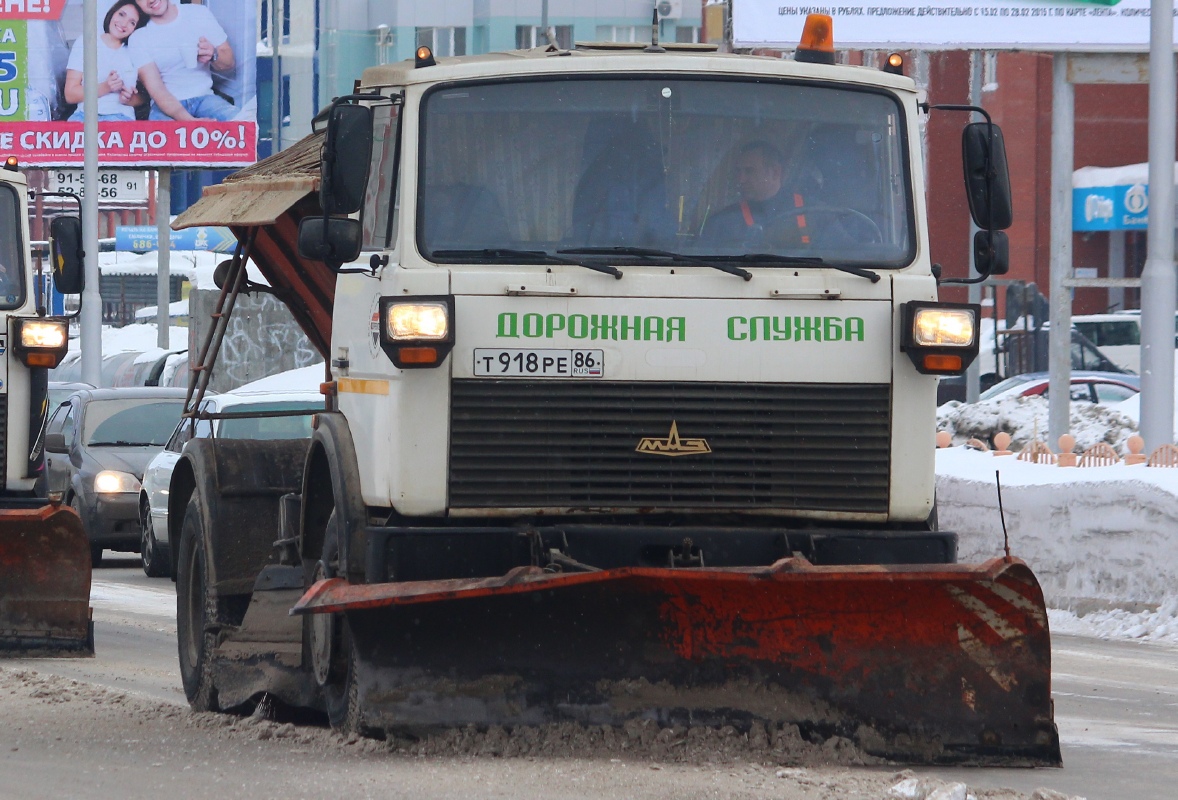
[0,0,256,167]
[734,1,1172,50]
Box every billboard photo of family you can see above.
[0,0,257,167]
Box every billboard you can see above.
[0,0,256,167]
[734,1,1173,51]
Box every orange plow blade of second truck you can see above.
[0,505,93,656]
[294,556,1060,765]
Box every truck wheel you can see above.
[176,495,218,712]
[140,496,168,578]
[308,510,366,734]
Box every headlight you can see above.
[385,302,449,341]
[20,319,68,349]
[15,317,70,368]
[93,470,141,494]
[902,302,981,376]
[912,308,976,347]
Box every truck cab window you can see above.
[0,184,24,307]
[419,78,912,267]
[362,101,400,251]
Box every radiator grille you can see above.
[449,381,891,513]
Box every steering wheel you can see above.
[762,205,883,247]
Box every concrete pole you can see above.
[156,168,170,349]
[1139,0,1177,450]
[966,51,983,403]
[80,0,101,387]
[1048,53,1074,445]
[271,0,281,153]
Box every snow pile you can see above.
[1049,600,1178,645]
[937,447,1178,610]
[67,323,188,354]
[234,364,324,393]
[937,395,1137,452]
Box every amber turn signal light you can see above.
[922,354,963,373]
[396,346,440,365]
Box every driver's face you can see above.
[735,151,783,203]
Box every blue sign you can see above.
[115,226,238,253]
[1072,183,1150,232]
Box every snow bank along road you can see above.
[1,557,1170,799]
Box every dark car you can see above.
[44,387,189,567]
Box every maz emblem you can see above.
[635,421,711,457]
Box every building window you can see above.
[675,26,699,44]
[983,51,999,93]
[281,75,290,128]
[260,0,290,46]
[515,25,573,50]
[596,25,644,43]
[417,26,467,58]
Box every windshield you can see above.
[84,399,186,446]
[217,401,319,440]
[418,77,912,267]
[0,184,24,307]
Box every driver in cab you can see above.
[700,141,809,250]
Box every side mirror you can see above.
[45,432,67,453]
[962,122,1013,231]
[973,230,1009,276]
[321,103,373,216]
[298,216,363,266]
[50,216,84,294]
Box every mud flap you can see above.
[0,505,94,657]
[293,557,1060,766]
[212,565,321,711]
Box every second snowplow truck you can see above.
[171,16,1060,765]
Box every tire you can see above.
[140,495,168,578]
[72,496,101,568]
[176,494,218,712]
[308,510,366,735]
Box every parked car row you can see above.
[44,375,323,573]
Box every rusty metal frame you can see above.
[181,228,258,433]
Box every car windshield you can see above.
[417,78,912,267]
[0,184,25,309]
[216,401,319,440]
[979,375,1033,401]
[84,399,186,446]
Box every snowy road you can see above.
[2,555,1172,799]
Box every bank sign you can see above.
[1072,183,1149,231]
[0,0,256,167]
[735,1,1176,50]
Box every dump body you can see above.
[172,44,1057,764]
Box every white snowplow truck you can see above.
[170,16,1060,765]
[0,160,92,657]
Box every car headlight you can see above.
[385,302,449,341]
[16,318,69,368]
[911,308,977,347]
[93,470,141,494]
[902,302,981,375]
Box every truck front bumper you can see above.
[362,523,957,584]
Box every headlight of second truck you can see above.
[901,302,980,375]
[15,318,69,368]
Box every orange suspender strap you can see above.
[794,193,810,244]
[791,193,810,243]
[740,199,755,227]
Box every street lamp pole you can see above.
[80,0,101,386]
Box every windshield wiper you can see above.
[729,253,880,283]
[430,248,622,279]
[88,440,148,447]
[559,246,752,281]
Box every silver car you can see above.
[139,389,322,577]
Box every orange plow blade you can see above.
[0,505,93,656]
[294,556,1059,765]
